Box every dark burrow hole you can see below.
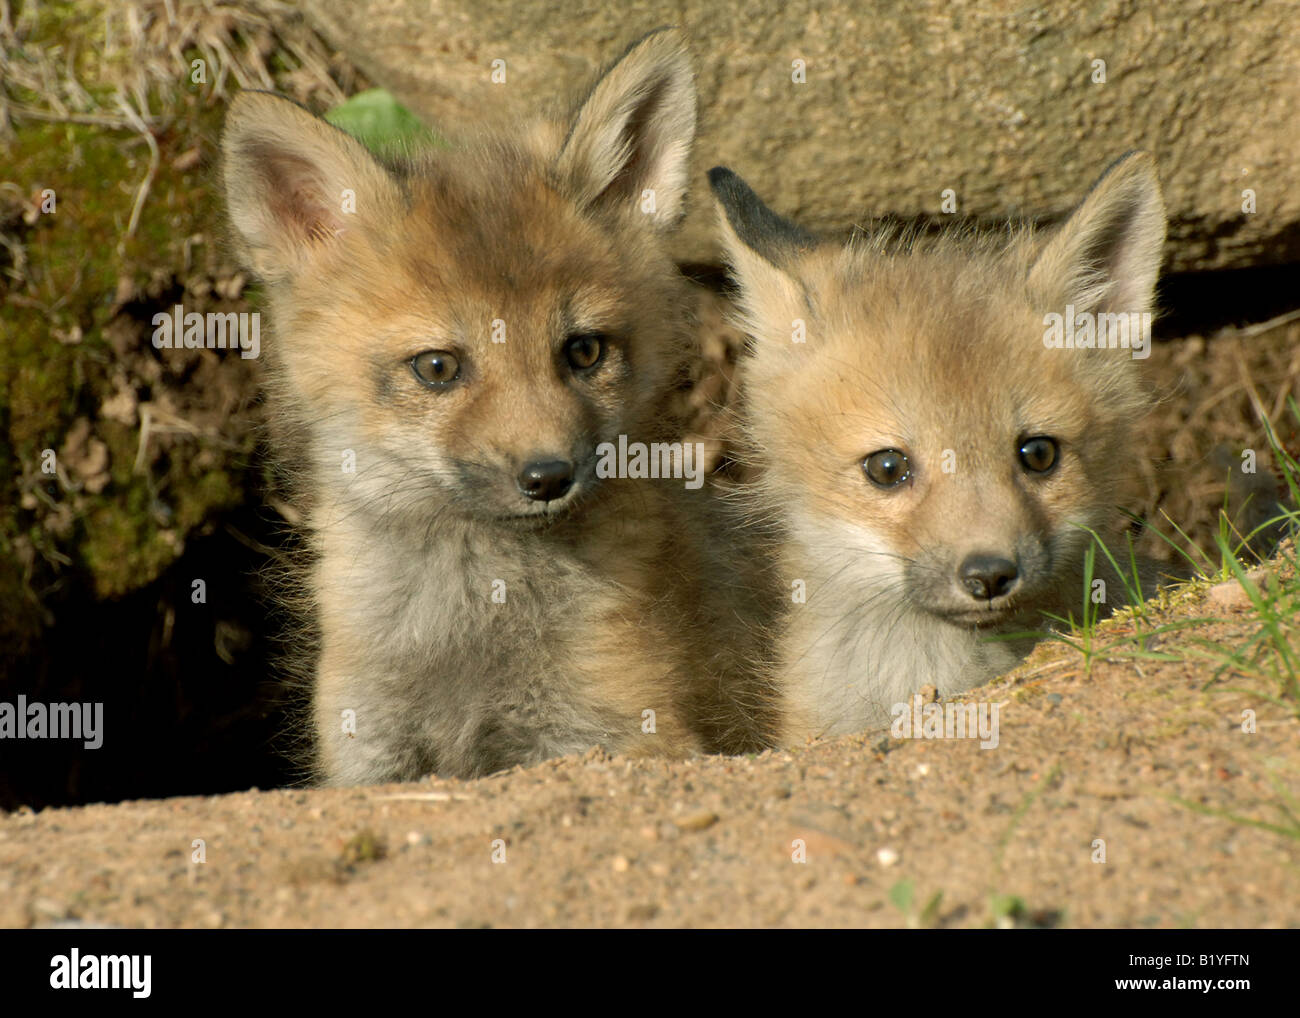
[3,259,1298,810]
[686,258,1300,341]
[0,497,303,811]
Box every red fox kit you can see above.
[221,30,768,784]
[709,154,1167,741]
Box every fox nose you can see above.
[959,553,1019,600]
[517,459,574,502]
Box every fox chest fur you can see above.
[310,497,698,784]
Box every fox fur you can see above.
[221,29,774,785]
[709,153,1170,742]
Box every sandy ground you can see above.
[2,576,1296,930]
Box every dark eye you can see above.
[1019,436,1058,474]
[863,449,911,488]
[565,333,605,371]
[410,350,461,387]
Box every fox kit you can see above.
[709,153,1167,741]
[221,30,768,785]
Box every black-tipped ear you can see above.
[707,166,816,267]
[708,166,810,349]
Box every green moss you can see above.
[79,503,163,598]
[1,7,249,607]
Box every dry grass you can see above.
[1140,313,1300,564]
[1,0,358,137]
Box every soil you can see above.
[2,575,1297,929]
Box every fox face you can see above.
[710,155,1166,731]
[222,31,696,530]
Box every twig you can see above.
[1232,308,1300,342]
[3,103,159,128]
[114,89,160,253]
[371,792,473,802]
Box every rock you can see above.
[59,418,111,494]
[674,809,719,832]
[299,0,1298,272]
[1205,569,1270,610]
[788,826,856,860]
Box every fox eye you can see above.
[863,449,911,489]
[410,350,461,388]
[565,332,605,371]
[1019,436,1059,474]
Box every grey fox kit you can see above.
[709,153,1168,741]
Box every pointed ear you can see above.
[1028,151,1166,315]
[708,166,813,339]
[221,91,403,281]
[555,27,696,230]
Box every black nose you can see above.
[517,460,574,502]
[959,553,1019,600]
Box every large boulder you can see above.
[297,0,1299,272]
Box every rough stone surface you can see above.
[297,0,1300,272]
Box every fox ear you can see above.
[556,27,696,230]
[708,166,813,340]
[221,91,402,280]
[1028,151,1166,315]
